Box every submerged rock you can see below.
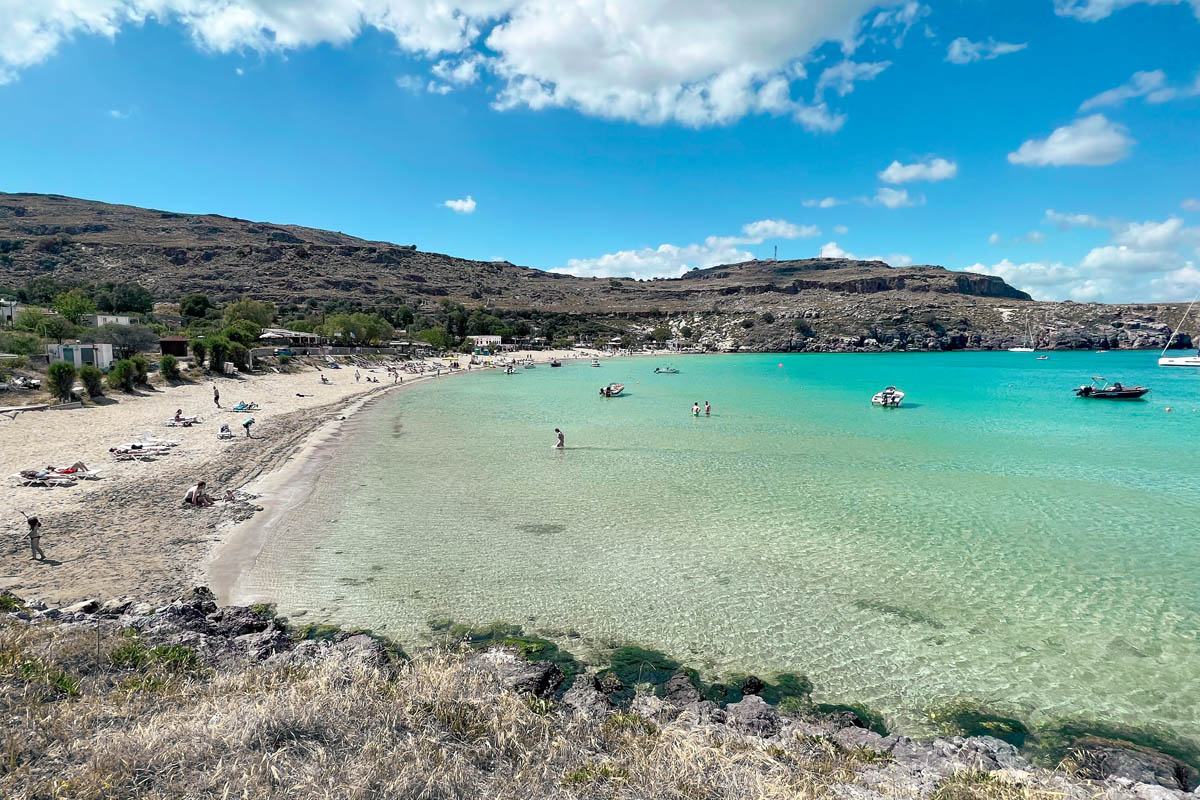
[1068,737,1196,792]
[663,671,700,706]
[726,694,781,737]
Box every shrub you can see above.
[47,361,76,401]
[740,318,755,329]
[130,354,150,384]
[160,353,180,380]
[79,364,104,397]
[278,354,290,366]
[206,335,231,369]
[190,339,207,366]
[108,359,136,392]
[760,311,776,324]
[0,330,42,356]
[227,341,250,370]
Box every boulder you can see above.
[206,606,270,638]
[178,586,217,614]
[824,710,869,730]
[1068,738,1196,792]
[726,694,781,737]
[99,598,132,616]
[62,599,100,614]
[331,633,391,669]
[474,648,564,698]
[562,675,613,718]
[834,726,886,753]
[663,671,700,706]
[597,671,624,695]
[236,628,294,660]
[683,700,728,726]
[740,675,766,696]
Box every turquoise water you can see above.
[240,352,1200,743]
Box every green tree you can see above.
[21,276,66,305]
[47,361,76,401]
[97,323,159,359]
[205,335,232,369]
[13,307,45,332]
[222,319,262,347]
[227,341,250,370]
[180,293,212,319]
[108,359,135,392]
[159,353,180,380]
[113,283,154,313]
[650,326,671,343]
[79,364,104,397]
[190,339,207,367]
[36,315,77,343]
[680,326,694,339]
[52,288,96,324]
[417,327,453,350]
[223,298,274,327]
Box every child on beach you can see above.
[19,512,44,561]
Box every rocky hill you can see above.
[0,192,1193,352]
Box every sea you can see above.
[235,351,1200,745]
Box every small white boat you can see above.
[524,362,536,369]
[591,359,601,367]
[1036,355,1049,360]
[600,383,624,397]
[1007,347,1034,353]
[654,366,679,374]
[871,386,904,407]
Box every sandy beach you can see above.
[0,348,607,606]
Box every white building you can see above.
[46,343,115,370]
[468,335,502,349]
[89,314,133,327]
[259,327,321,347]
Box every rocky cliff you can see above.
[0,192,1193,352]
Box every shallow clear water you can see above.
[239,352,1200,742]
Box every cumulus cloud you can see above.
[1079,69,1200,111]
[878,157,957,183]
[967,211,1200,301]
[834,224,850,234]
[443,195,477,214]
[819,241,911,265]
[0,1,907,131]
[1052,0,1200,22]
[945,37,1027,64]
[802,197,844,208]
[1184,198,1200,211]
[555,216,820,278]
[873,187,921,208]
[1007,114,1133,167]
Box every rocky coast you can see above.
[2,586,1198,799]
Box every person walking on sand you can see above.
[355,370,361,383]
[19,512,44,561]
[213,384,221,408]
[554,428,565,449]
[704,401,711,416]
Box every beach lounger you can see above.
[164,416,201,427]
[139,432,179,447]
[10,471,76,488]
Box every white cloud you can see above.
[1053,0,1200,22]
[819,241,911,265]
[556,216,821,278]
[443,195,477,214]
[1079,69,1200,111]
[395,74,425,93]
[740,219,820,240]
[1007,114,1133,167]
[1045,208,1110,229]
[1183,198,1200,211]
[235,67,244,76]
[834,224,850,234]
[869,2,930,45]
[1025,230,1046,244]
[1114,217,1190,249]
[945,37,1027,64]
[874,187,921,208]
[815,59,891,98]
[0,0,903,131]
[878,157,957,183]
[803,196,844,208]
[988,232,1001,245]
[108,108,129,119]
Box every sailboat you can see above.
[1158,296,1200,367]
[1008,313,1036,352]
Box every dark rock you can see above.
[562,675,613,718]
[664,671,700,706]
[178,586,217,614]
[237,628,294,660]
[726,694,781,737]
[1068,738,1196,792]
[825,710,869,730]
[597,671,624,695]
[741,675,766,696]
[206,606,270,638]
[683,700,728,726]
[475,648,565,698]
[834,727,886,752]
[99,598,132,616]
[331,633,391,669]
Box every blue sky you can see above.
[0,0,1197,302]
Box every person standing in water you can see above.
[554,428,565,449]
[692,402,700,417]
[704,401,711,416]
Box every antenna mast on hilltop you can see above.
[773,245,777,261]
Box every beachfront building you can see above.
[159,336,189,358]
[87,314,132,327]
[259,328,321,348]
[46,342,115,370]
[0,299,17,328]
[467,335,502,350]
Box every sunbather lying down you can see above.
[232,401,260,411]
[45,461,90,474]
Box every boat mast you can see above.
[1161,295,1198,356]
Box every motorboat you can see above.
[871,386,904,407]
[524,362,536,369]
[1007,347,1034,353]
[1074,377,1150,400]
[654,366,679,374]
[591,359,601,367]
[599,383,624,397]
[505,365,515,375]
[1036,355,1049,360]
[550,360,562,367]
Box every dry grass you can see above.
[0,618,917,800]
